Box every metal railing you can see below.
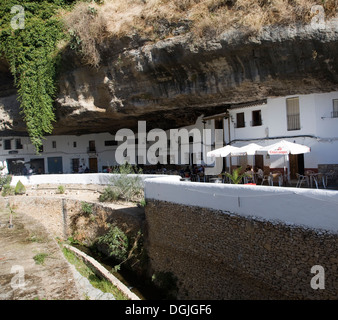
[250,119,262,127]
[331,111,338,118]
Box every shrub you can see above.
[1,184,15,196]
[99,186,121,202]
[57,185,65,194]
[98,162,144,203]
[225,167,246,184]
[0,174,12,190]
[14,180,26,195]
[96,225,129,262]
[81,201,93,215]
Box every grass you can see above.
[62,246,129,300]
[33,253,49,265]
[62,0,338,66]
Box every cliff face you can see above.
[1,20,338,136]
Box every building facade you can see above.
[0,91,337,178]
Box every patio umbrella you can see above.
[231,143,263,156]
[257,140,311,180]
[257,140,310,155]
[207,145,240,158]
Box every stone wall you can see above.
[0,196,144,243]
[145,200,338,300]
[318,164,338,185]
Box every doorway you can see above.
[289,154,304,179]
[89,158,98,173]
[47,157,63,174]
[6,158,25,175]
[254,154,264,171]
[30,159,45,174]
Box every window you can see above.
[286,97,300,130]
[236,112,245,128]
[251,110,262,126]
[15,138,23,150]
[4,139,11,150]
[89,140,96,152]
[52,141,56,148]
[104,140,118,146]
[73,141,77,148]
[332,99,338,118]
[215,119,223,129]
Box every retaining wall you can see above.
[0,196,144,242]
[144,177,338,299]
[10,173,178,187]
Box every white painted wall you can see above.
[1,92,337,173]
[10,173,179,187]
[222,91,338,169]
[144,176,338,233]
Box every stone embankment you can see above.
[146,200,338,300]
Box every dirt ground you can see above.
[0,208,81,300]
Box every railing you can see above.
[250,119,262,127]
[87,147,96,153]
[331,111,338,118]
[287,114,300,131]
[235,122,246,128]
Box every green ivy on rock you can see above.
[0,0,75,152]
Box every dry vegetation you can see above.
[63,0,338,66]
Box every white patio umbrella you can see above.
[231,143,263,156]
[207,145,241,174]
[257,140,310,155]
[257,140,311,180]
[207,145,240,158]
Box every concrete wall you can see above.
[9,173,176,187]
[144,177,338,299]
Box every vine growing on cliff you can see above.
[0,0,75,152]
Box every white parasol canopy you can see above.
[257,140,311,181]
[231,143,263,156]
[207,145,240,158]
[257,140,310,155]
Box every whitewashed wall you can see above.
[144,176,338,233]
[1,92,337,172]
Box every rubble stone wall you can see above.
[145,200,338,300]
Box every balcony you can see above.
[87,147,96,155]
[250,119,263,127]
[331,111,338,118]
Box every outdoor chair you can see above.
[261,174,271,186]
[296,173,308,188]
[270,173,283,187]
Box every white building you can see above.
[201,91,338,179]
[0,132,119,175]
[0,91,337,179]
